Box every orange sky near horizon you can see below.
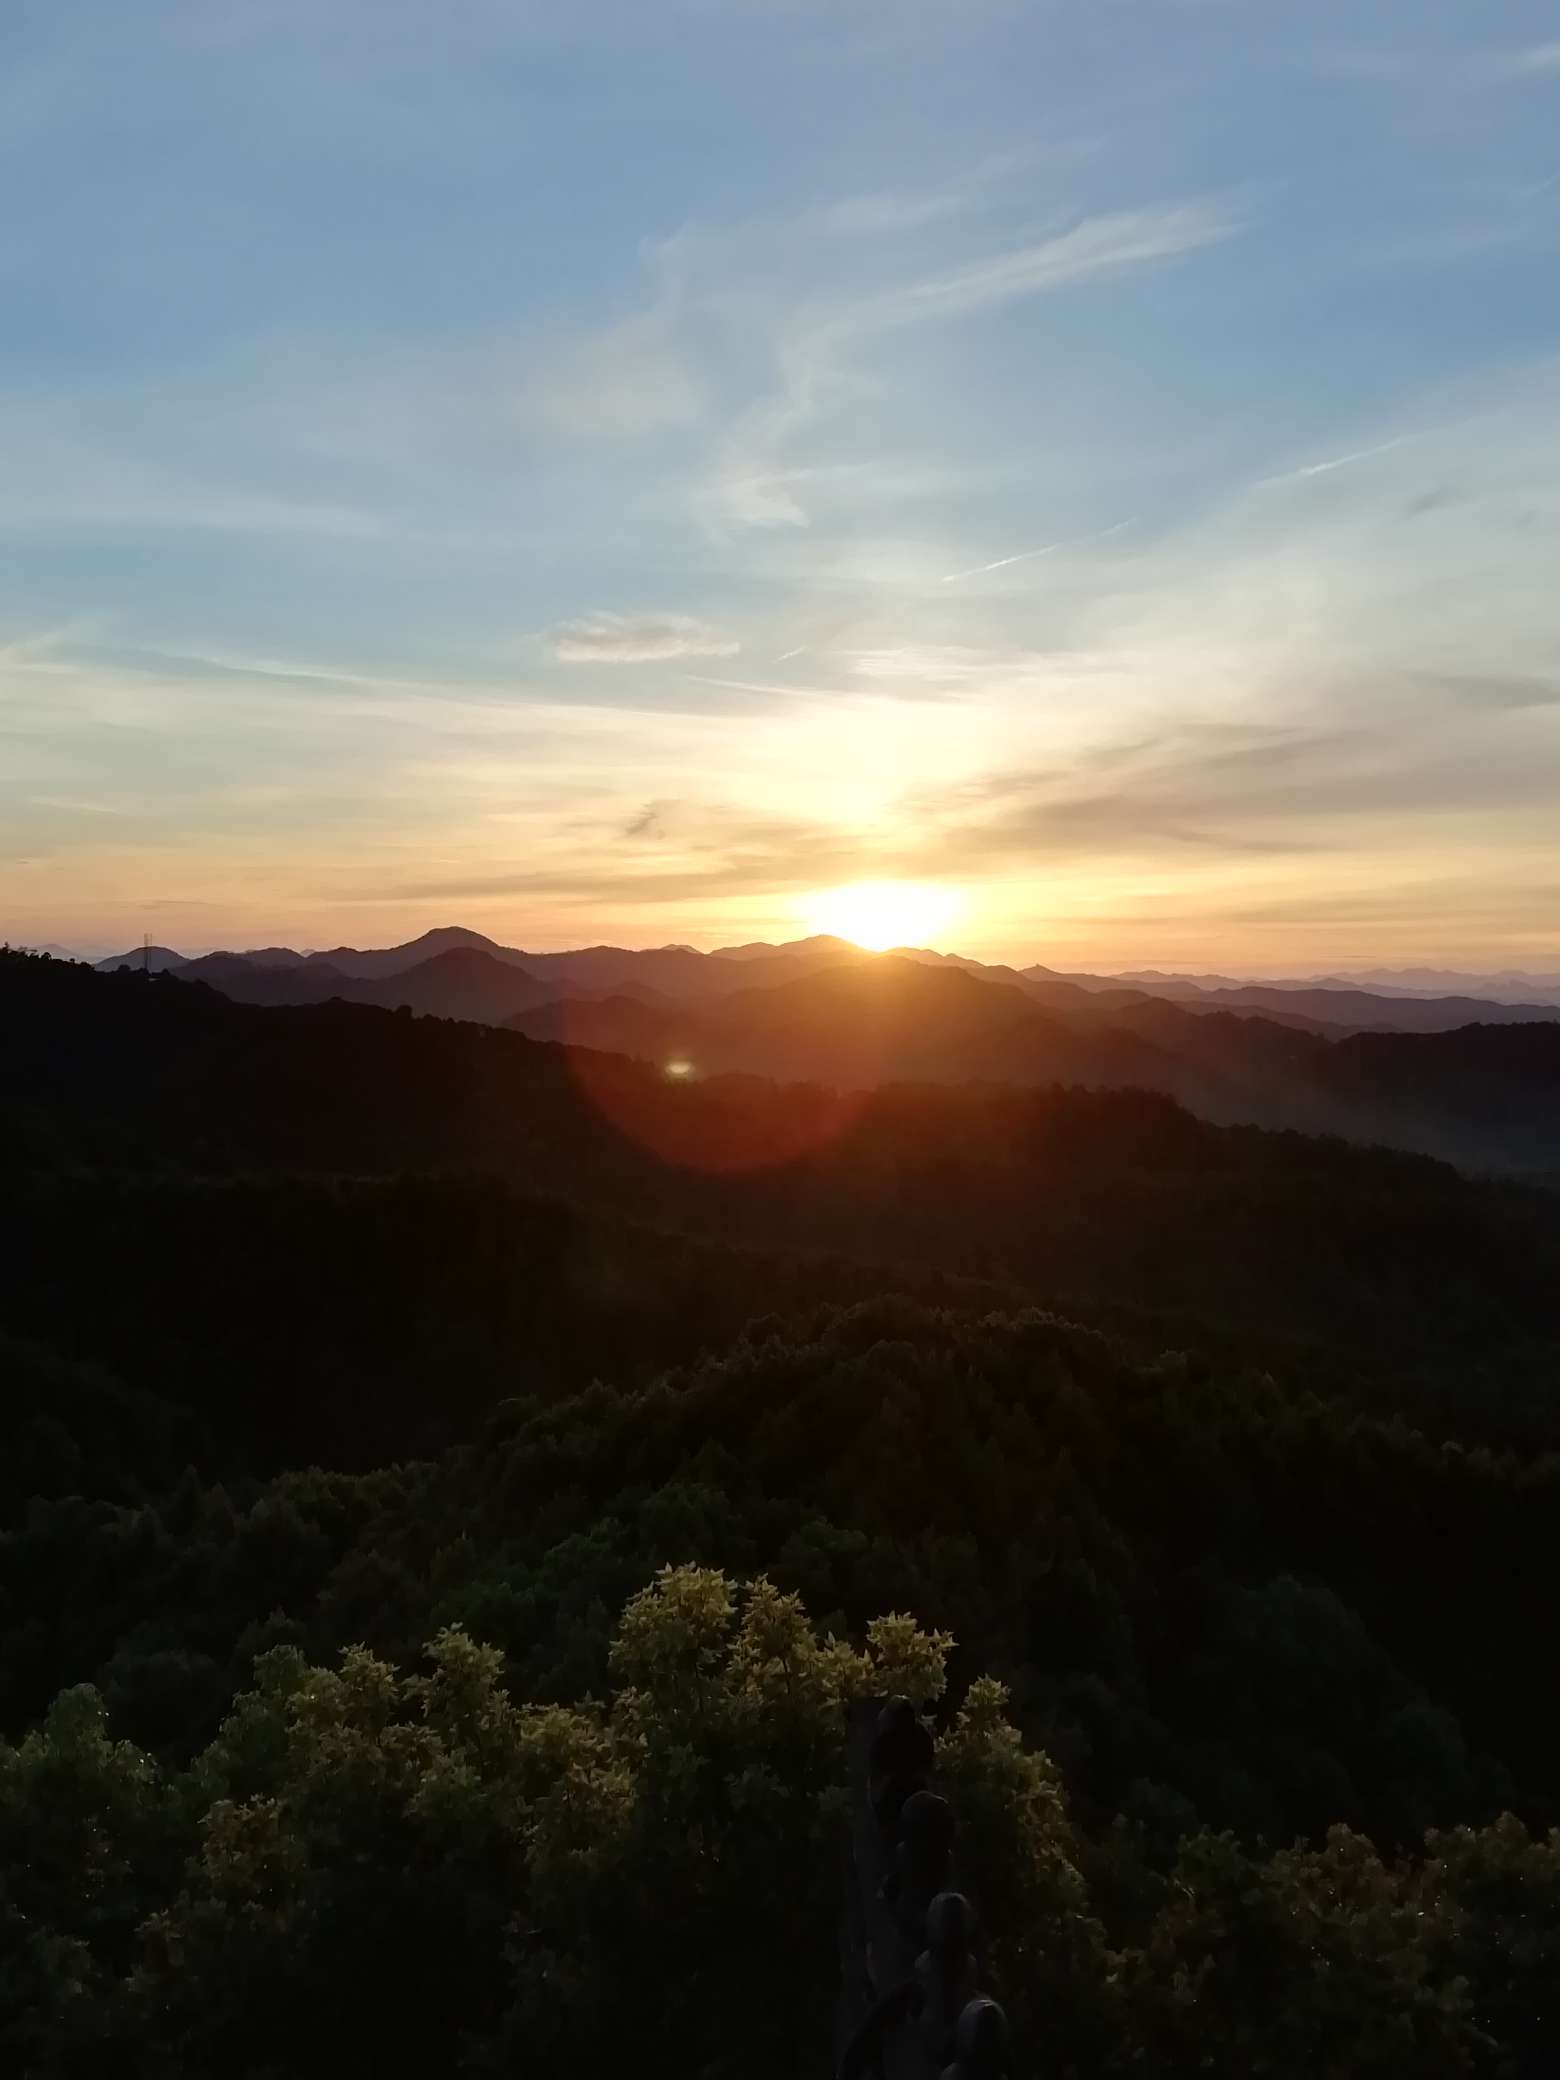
[6,6,1560,982]
[15,852,1560,977]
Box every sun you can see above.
[801,880,963,953]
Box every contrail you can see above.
[942,541,1062,583]
[1269,436,1408,483]
[941,517,1132,583]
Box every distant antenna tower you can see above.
[143,931,151,976]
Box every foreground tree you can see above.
[6,1567,1560,2078]
[127,1567,1066,2077]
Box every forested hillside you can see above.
[6,950,1560,2076]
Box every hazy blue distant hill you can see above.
[1088,963,1560,1006]
[1101,977,1560,1033]
[1307,966,1560,1004]
[1059,964,1560,1023]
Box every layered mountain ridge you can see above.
[89,924,1560,1020]
[46,926,1560,1177]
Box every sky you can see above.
[4,0,1560,971]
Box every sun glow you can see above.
[801,880,963,953]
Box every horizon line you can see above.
[11,925,1560,988]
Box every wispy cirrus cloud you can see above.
[507,227,705,442]
[857,206,1230,329]
[498,173,998,454]
[800,188,974,237]
[514,308,705,440]
[709,205,1232,529]
[0,622,87,667]
[548,611,740,662]
[842,644,1016,685]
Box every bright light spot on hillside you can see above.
[664,1058,694,1079]
[802,881,963,952]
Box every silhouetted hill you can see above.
[516,941,753,998]
[361,946,554,1020]
[514,955,1185,1091]
[709,932,860,962]
[175,953,355,1000]
[84,926,1560,1039]
[256,930,863,1003]
[175,946,556,1022]
[1326,1020,1560,1160]
[7,949,1560,1457]
[524,937,866,999]
[13,939,1560,2080]
[65,922,1560,1173]
[506,990,688,1060]
[95,943,188,973]
[506,957,1248,1102]
[502,951,1560,1175]
[144,922,1560,1071]
[296,923,518,978]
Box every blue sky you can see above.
[4,0,1560,966]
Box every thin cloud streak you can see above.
[859,207,1232,330]
[548,613,741,663]
[941,519,1133,581]
[1264,437,1411,484]
[942,542,1063,582]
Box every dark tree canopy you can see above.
[5,950,1560,2076]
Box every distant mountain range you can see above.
[88,923,1560,1031]
[57,922,1560,1177]
[1097,964,1560,1005]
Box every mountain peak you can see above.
[94,945,188,974]
[711,934,860,961]
[403,925,502,954]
